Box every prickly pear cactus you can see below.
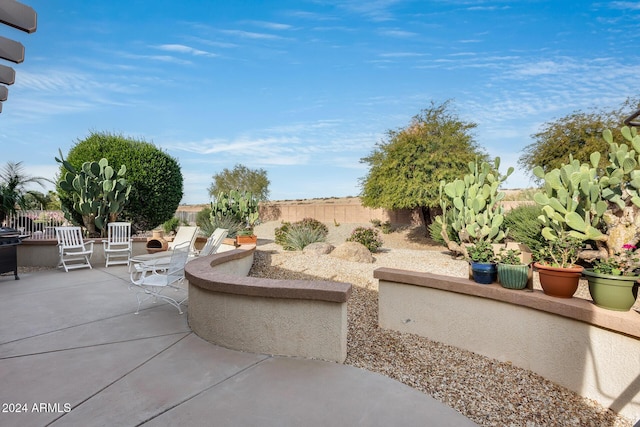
[533,126,640,259]
[56,151,131,237]
[435,157,513,258]
[211,190,260,230]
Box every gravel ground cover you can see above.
[250,221,634,427]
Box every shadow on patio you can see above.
[0,267,476,427]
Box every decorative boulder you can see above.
[303,242,334,256]
[330,242,374,263]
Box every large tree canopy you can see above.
[208,164,270,201]
[518,97,640,177]
[60,131,183,232]
[359,100,487,225]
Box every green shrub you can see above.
[209,214,244,238]
[196,207,216,237]
[274,221,291,246]
[429,221,445,245]
[282,223,326,251]
[59,131,183,233]
[275,218,328,247]
[347,226,383,252]
[503,204,546,252]
[162,217,180,234]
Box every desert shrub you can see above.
[274,221,291,246]
[503,204,546,252]
[282,223,327,251]
[162,217,180,234]
[60,131,183,233]
[429,221,446,246]
[347,226,383,252]
[209,214,244,238]
[275,218,328,247]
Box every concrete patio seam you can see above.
[46,332,193,426]
[0,332,190,360]
[0,303,185,346]
[136,353,273,426]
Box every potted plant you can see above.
[236,228,257,245]
[467,240,497,284]
[533,232,584,298]
[583,244,640,311]
[497,248,529,290]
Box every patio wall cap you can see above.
[186,246,352,303]
[374,267,640,340]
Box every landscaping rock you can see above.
[330,242,374,263]
[303,242,334,256]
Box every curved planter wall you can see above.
[375,267,640,421]
[185,246,352,363]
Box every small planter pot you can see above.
[534,262,583,298]
[498,263,529,290]
[236,234,257,245]
[470,261,497,284]
[583,269,639,312]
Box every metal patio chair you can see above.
[102,222,132,267]
[129,241,190,314]
[128,226,199,270]
[55,226,94,272]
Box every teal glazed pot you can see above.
[498,263,529,290]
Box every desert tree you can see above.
[519,97,640,178]
[360,100,487,229]
[208,164,270,201]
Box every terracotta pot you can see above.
[583,269,639,311]
[236,234,257,245]
[534,262,583,298]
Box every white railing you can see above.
[3,210,69,239]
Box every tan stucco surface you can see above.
[377,268,640,420]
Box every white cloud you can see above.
[218,29,285,40]
[379,29,418,38]
[155,44,218,57]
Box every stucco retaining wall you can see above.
[185,246,352,363]
[17,238,149,268]
[375,267,640,421]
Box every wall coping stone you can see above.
[374,267,640,340]
[186,246,352,303]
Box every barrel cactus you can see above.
[56,150,131,237]
[533,126,640,259]
[435,157,513,258]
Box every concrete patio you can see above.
[0,266,476,426]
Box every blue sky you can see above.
[1,0,639,204]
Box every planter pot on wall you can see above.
[236,234,257,245]
[470,261,497,284]
[583,269,639,312]
[498,263,529,290]
[534,262,583,298]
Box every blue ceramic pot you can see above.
[470,261,497,284]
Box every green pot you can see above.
[498,263,529,290]
[583,269,639,312]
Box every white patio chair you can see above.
[55,226,94,272]
[196,228,228,257]
[129,241,190,314]
[128,226,199,270]
[102,222,132,267]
